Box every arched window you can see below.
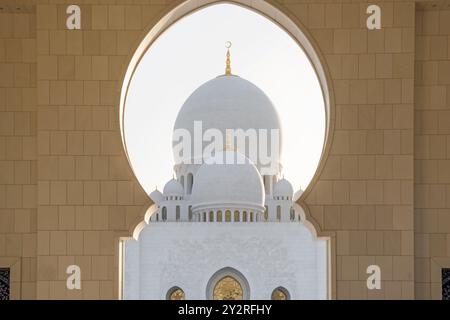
[234,210,240,222]
[176,206,180,221]
[166,287,185,300]
[180,175,185,191]
[250,212,254,222]
[213,276,243,300]
[162,207,167,221]
[276,205,281,221]
[188,205,192,221]
[156,213,159,221]
[242,211,247,222]
[209,211,214,222]
[264,206,268,221]
[203,212,207,222]
[290,207,295,221]
[271,287,290,300]
[225,210,231,222]
[217,210,222,222]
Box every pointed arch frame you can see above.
[206,267,250,300]
[115,0,337,300]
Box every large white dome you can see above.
[173,75,282,175]
[191,151,265,212]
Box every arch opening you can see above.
[206,267,250,300]
[119,0,334,301]
[120,0,332,201]
[166,286,185,300]
[213,276,243,300]
[271,286,290,300]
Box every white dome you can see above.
[163,178,184,196]
[173,75,282,175]
[149,189,164,203]
[274,178,294,198]
[191,151,265,212]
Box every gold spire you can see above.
[225,41,232,76]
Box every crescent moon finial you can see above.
[225,41,232,75]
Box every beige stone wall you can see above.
[0,3,37,299]
[301,1,416,299]
[34,2,158,299]
[414,7,450,299]
[0,0,448,300]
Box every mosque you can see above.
[122,45,328,300]
[2,0,450,301]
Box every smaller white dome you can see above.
[191,151,264,212]
[273,178,293,198]
[149,189,164,203]
[163,178,184,196]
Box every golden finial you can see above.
[225,41,232,76]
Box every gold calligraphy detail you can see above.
[213,276,243,300]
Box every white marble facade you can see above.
[124,222,328,300]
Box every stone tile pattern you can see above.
[414,8,450,300]
[299,1,415,299]
[0,0,448,299]
[0,7,37,299]
[34,2,160,299]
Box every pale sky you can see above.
[124,3,325,195]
